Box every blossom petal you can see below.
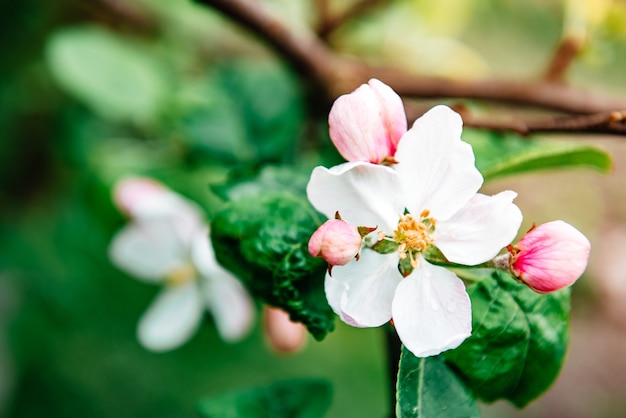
[328,79,406,163]
[392,259,471,357]
[191,231,255,342]
[109,220,187,282]
[131,192,205,246]
[307,161,404,233]
[394,105,483,220]
[137,281,203,351]
[201,275,255,342]
[327,250,401,327]
[434,191,523,265]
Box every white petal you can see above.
[202,275,255,342]
[434,191,523,265]
[307,161,404,233]
[394,105,483,220]
[131,192,205,246]
[109,220,187,282]
[137,282,204,351]
[392,259,471,357]
[191,231,255,342]
[190,228,220,278]
[327,250,401,327]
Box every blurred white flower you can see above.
[109,177,254,352]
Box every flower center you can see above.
[166,262,197,286]
[393,210,436,268]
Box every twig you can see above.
[406,104,626,136]
[194,0,626,134]
[545,36,583,83]
[316,0,388,39]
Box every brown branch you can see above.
[316,0,389,39]
[194,0,626,134]
[406,104,626,136]
[545,36,583,83]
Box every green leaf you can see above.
[46,26,168,122]
[463,129,612,181]
[211,165,310,201]
[397,348,480,418]
[196,379,332,418]
[210,190,334,340]
[445,270,570,407]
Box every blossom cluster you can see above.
[307,79,590,357]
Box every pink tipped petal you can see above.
[435,191,523,265]
[130,192,205,245]
[113,177,165,215]
[109,220,188,282]
[327,250,401,327]
[367,78,407,155]
[308,219,362,266]
[307,162,404,233]
[328,79,406,163]
[513,220,590,293]
[202,274,255,342]
[137,282,204,351]
[394,106,483,220]
[392,259,472,357]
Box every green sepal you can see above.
[398,256,413,278]
[396,348,480,418]
[445,270,570,407]
[371,239,399,254]
[211,191,334,340]
[196,378,332,418]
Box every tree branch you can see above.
[544,36,582,83]
[194,0,626,135]
[406,104,626,136]
[315,0,389,39]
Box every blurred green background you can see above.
[2,0,626,417]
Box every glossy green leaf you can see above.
[196,379,332,418]
[210,190,334,340]
[463,129,612,181]
[445,270,570,407]
[397,348,480,418]
[46,26,168,122]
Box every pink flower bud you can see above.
[264,306,306,353]
[328,78,407,164]
[509,221,591,293]
[113,177,165,216]
[308,219,362,266]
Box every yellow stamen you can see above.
[166,263,197,286]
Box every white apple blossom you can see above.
[109,177,254,352]
[307,104,523,357]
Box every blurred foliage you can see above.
[1,0,625,417]
[196,378,332,418]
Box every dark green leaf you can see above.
[445,270,570,407]
[46,26,168,122]
[397,348,480,418]
[211,191,334,340]
[463,129,612,181]
[211,165,310,201]
[196,379,332,418]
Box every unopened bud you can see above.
[328,78,407,164]
[264,306,306,353]
[509,221,590,293]
[308,219,362,266]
